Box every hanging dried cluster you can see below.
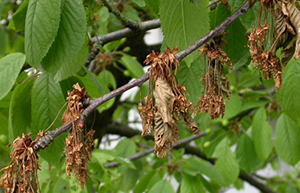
[249,0,300,90]
[62,83,94,189]
[197,41,232,119]
[139,47,199,158]
[0,133,42,193]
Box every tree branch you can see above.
[34,0,251,152]
[101,0,140,30]
[104,131,207,168]
[91,19,161,45]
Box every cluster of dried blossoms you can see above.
[197,40,232,119]
[62,83,94,189]
[0,133,44,193]
[139,47,199,158]
[249,0,300,90]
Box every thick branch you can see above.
[34,0,251,152]
[91,19,161,45]
[102,0,139,30]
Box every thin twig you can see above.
[102,0,139,30]
[104,131,206,168]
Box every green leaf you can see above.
[114,157,136,170]
[160,0,210,66]
[148,179,175,193]
[7,0,28,32]
[223,92,242,119]
[252,107,273,161]
[77,68,114,113]
[134,171,157,193]
[31,73,65,132]
[236,133,262,173]
[145,0,159,14]
[237,70,261,89]
[275,114,300,166]
[277,59,300,123]
[98,70,117,89]
[118,166,139,191]
[177,59,203,105]
[132,0,146,7]
[53,178,70,192]
[25,0,62,68]
[213,137,239,186]
[178,157,225,186]
[92,150,115,165]
[115,138,136,157]
[180,174,205,193]
[31,73,65,165]
[42,0,87,81]
[53,42,88,82]
[77,67,106,98]
[8,79,34,141]
[119,53,145,78]
[0,53,26,100]
[210,4,249,65]
[0,112,8,136]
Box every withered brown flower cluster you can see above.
[249,0,300,90]
[62,83,94,189]
[0,133,42,193]
[139,47,199,158]
[197,41,232,119]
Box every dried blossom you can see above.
[0,133,40,193]
[248,0,300,90]
[138,96,154,136]
[198,41,231,119]
[198,88,226,119]
[63,83,94,189]
[139,47,199,158]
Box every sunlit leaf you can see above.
[42,0,87,81]
[148,180,175,193]
[213,137,239,186]
[278,59,300,123]
[31,73,65,165]
[160,0,210,66]
[25,0,61,68]
[275,114,300,166]
[252,107,273,161]
[0,53,25,100]
[236,133,262,173]
[8,79,34,141]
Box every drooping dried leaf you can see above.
[286,1,300,59]
[141,47,198,158]
[155,78,176,126]
[182,113,199,134]
[153,110,178,158]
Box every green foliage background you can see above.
[0,0,300,192]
